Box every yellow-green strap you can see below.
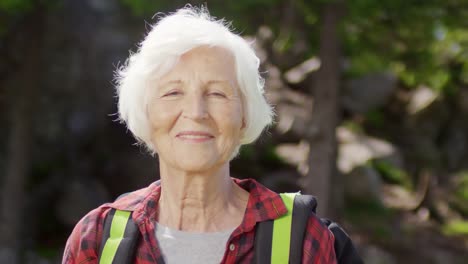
[99,210,131,264]
[271,192,297,264]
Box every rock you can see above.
[263,64,285,92]
[407,85,438,114]
[257,26,274,43]
[270,88,313,137]
[337,127,403,174]
[275,141,310,175]
[284,57,321,84]
[342,72,397,114]
[382,184,420,210]
[344,165,383,202]
[402,97,449,169]
[404,98,449,143]
[55,179,110,227]
[360,245,397,264]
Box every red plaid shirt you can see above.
[63,178,336,263]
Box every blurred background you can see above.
[1,0,468,263]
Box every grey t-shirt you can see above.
[155,222,235,264]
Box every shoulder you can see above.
[62,181,160,263]
[289,195,336,263]
[293,195,332,245]
[303,211,337,263]
[62,205,111,263]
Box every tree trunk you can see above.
[0,6,45,263]
[304,2,344,219]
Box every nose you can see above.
[182,92,208,120]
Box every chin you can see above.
[175,152,228,172]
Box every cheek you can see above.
[148,102,178,128]
[215,105,244,138]
[147,106,180,153]
[229,104,244,130]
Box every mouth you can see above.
[176,131,214,142]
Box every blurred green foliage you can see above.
[454,171,468,203]
[36,245,59,259]
[448,171,468,219]
[0,0,60,14]
[238,145,256,160]
[0,0,31,34]
[342,120,364,133]
[261,144,287,168]
[120,0,170,17]
[0,0,60,35]
[119,0,283,35]
[365,109,385,128]
[372,160,413,189]
[344,0,468,95]
[345,198,394,240]
[118,0,468,96]
[442,220,468,236]
[0,0,33,13]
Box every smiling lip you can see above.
[176,131,214,142]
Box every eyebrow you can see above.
[206,80,232,86]
[161,79,231,86]
[161,79,183,86]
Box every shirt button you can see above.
[229,244,235,251]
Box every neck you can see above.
[157,161,249,232]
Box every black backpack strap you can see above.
[254,194,318,264]
[320,219,364,264]
[254,217,274,264]
[98,209,140,264]
[289,195,317,262]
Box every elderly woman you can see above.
[63,7,352,264]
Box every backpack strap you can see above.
[98,182,160,263]
[289,195,317,262]
[254,214,274,264]
[98,209,139,264]
[254,193,317,264]
[271,193,295,263]
[99,188,363,264]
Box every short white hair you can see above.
[115,6,273,154]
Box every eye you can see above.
[162,89,182,97]
[207,91,227,98]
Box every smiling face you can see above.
[147,46,245,172]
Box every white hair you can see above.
[115,6,273,155]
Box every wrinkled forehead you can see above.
[180,45,235,62]
[158,45,239,88]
